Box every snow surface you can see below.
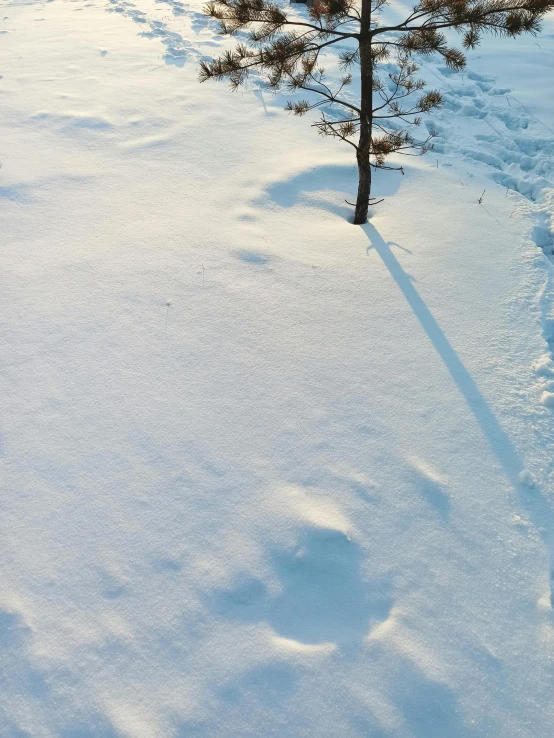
[1,1,554,736]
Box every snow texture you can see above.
[1,1,554,736]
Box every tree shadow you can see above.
[410,465,452,521]
[0,610,50,700]
[363,222,554,578]
[216,663,298,707]
[267,527,391,646]
[390,660,481,738]
[261,165,402,220]
[208,527,392,647]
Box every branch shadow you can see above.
[363,222,554,577]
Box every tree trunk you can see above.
[354,123,371,225]
[353,0,372,225]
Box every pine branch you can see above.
[374,0,554,39]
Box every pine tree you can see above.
[200,0,554,224]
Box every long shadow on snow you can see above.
[364,222,554,598]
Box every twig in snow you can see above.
[346,197,384,206]
[481,204,507,230]
[478,189,486,205]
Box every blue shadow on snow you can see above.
[363,222,554,582]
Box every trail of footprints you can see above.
[425,63,554,256]
[106,0,211,65]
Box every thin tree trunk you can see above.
[354,125,371,224]
[354,0,372,225]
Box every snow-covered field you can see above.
[1,0,554,735]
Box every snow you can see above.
[1,1,554,736]
[518,469,536,488]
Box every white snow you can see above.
[1,1,554,736]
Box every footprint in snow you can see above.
[233,250,270,265]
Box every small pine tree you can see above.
[200,0,554,224]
